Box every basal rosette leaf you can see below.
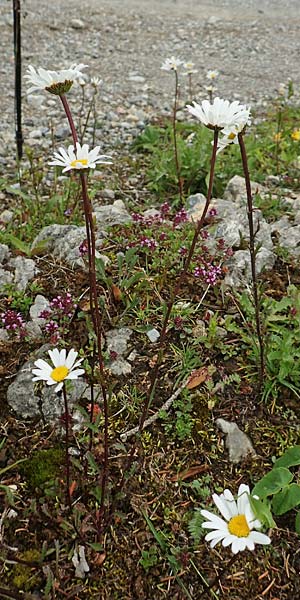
[272,484,300,516]
[252,467,293,498]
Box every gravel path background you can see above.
[0,0,299,161]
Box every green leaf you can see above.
[274,446,300,469]
[3,233,31,256]
[249,496,276,528]
[252,467,293,498]
[272,484,300,516]
[142,511,167,552]
[88,542,104,551]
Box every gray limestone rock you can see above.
[277,224,300,257]
[0,209,13,224]
[216,418,256,463]
[224,248,276,287]
[31,224,106,268]
[0,267,13,290]
[188,196,273,251]
[29,294,50,322]
[106,327,133,355]
[9,256,38,291]
[7,346,99,422]
[0,243,10,263]
[106,327,133,375]
[93,200,132,227]
[223,175,265,206]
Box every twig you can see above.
[0,587,22,600]
[120,377,189,442]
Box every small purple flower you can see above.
[179,246,188,256]
[174,316,184,330]
[208,207,218,217]
[139,236,158,250]
[1,309,26,337]
[194,264,222,285]
[39,309,51,319]
[132,212,144,223]
[45,320,59,335]
[50,292,76,315]
[160,202,171,217]
[79,239,88,256]
[159,232,167,241]
[173,208,188,228]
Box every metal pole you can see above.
[13,0,23,160]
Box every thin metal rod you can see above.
[13,0,23,160]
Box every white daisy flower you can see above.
[91,77,103,88]
[201,484,271,554]
[25,64,88,95]
[186,97,251,130]
[207,70,219,81]
[32,348,85,393]
[49,142,112,172]
[183,62,198,76]
[215,122,243,153]
[161,56,183,72]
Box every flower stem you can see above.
[119,128,219,487]
[62,384,72,512]
[173,70,183,204]
[60,94,109,535]
[60,94,78,144]
[238,132,264,389]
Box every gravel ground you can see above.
[0,0,300,162]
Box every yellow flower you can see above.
[291,129,300,141]
[273,132,282,143]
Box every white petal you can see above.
[48,348,62,366]
[244,537,255,551]
[249,531,271,546]
[205,530,227,542]
[210,532,228,548]
[237,484,250,514]
[55,382,64,393]
[222,534,236,548]
[231,538,245,554]
[222,489,238,516]
[33,358,52,372]
[66,368,85,380]
[212,493,234,521]
[65,349,78,369]
[201,513,228,531]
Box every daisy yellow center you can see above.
[292,130,300,141]
[51,365,69,382]
[70,158,88,168]
[228,132,236,140]
[228,514,250,538]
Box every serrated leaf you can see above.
[274,446,300,469]
[249,495,276,528]
[272,484,300,516]
[252,467,293,498]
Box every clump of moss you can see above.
[12,549,42,592]
[19,447,64,491]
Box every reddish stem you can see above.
[238,132,264,388]
[59,93,109,535]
